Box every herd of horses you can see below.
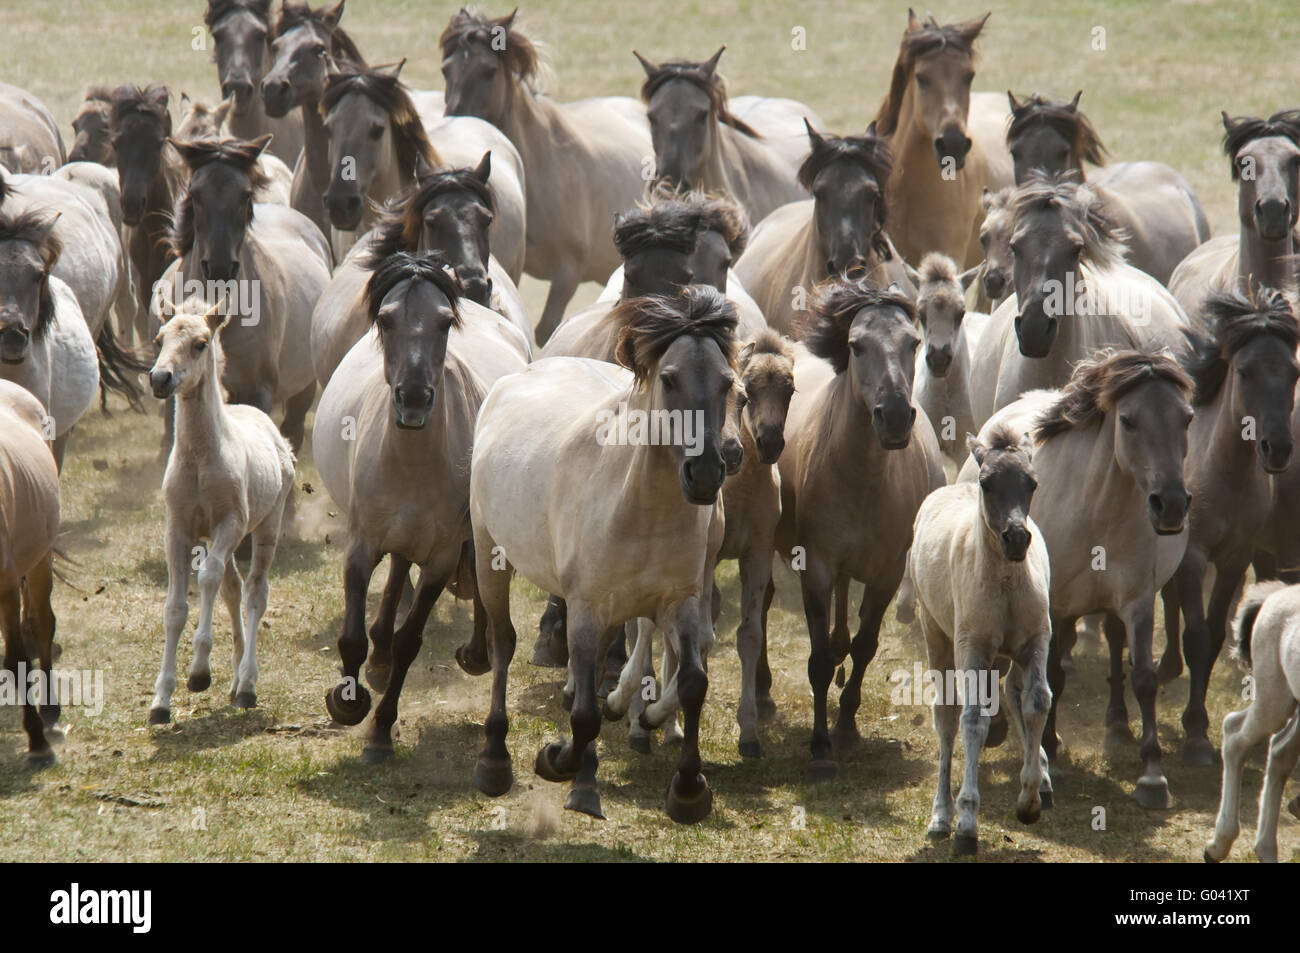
[2,2,1299,862]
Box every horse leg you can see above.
[325,536,379,725]
[952,639,994,856]
[830,574,850,671]
[533,262,580,346]
[1008,636,1053,820]
[663,598,713,824]
[26,556,59,731]
[149,526,193,724]
[642,628,684,744]
[599,625,628,699]
[1156,582,1183,684]
[1103,611,1134,752]
[1205,696,1286,862]
[279,380,315,455]
[232,501,287,709]
[1,584,51,765]
[456,546,492,676]
[1041,615,1073,766]
[187,521,243,696]
[363,561,447,764]
[755,577,776,720]
[1253,708,1300,863]
[1123,603,1169,809]
[534,602,605,818]
[532,594,568,667]
[832,591,886,751]
[920,611,956,840]
[1175,552,1215,765]
[221,556,245,704]
[1187,558,1249,764]
[365,556,410,692]
[604,617,651,717]
[473,529,516,797]
[735,547,771,758]
[800,555,836,780]
[621,619,657,754]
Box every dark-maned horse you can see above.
[69,86,117,166]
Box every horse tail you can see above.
[95,321,151,413]
[1233,580,1288,667]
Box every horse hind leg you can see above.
[1156,582,1183,685]
[735,549,772,758]
[3,582,52,765]
[24,557,60,732]
[533,262,581,346]
[532,594,568,668]
[832,592,887,752]
[1205,697,1294,862]
[365,555,411,692]
[473,530,517,798]
[1103,611,1135,753]
[233,511,286,709]
[279,380,315,455]
[1008,640,1053,822]
[663,599,713,824]
[1252,706,1300,863]
[222,556,245,704]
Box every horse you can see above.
[310,155,531,390]
[872,10,1014,268]
[775,277,945,780]
[440,8,653,343]
[970,174,1190,428]
[260,0,363,240]
[146,297,295,724]
[974,185,1015,307]
[635,48,804,223]
[313,251,528,760]
[0,209,99,468]
[911,252,987,464]
[734,123,913,335]
[0,82,65,173]
[204,0,304,166]
[1205,582,1300,863]
[155,135,330,452]
[470,286,736,822]
[1169,110,1300,319]
[901,424,1052,855]
[0,378,61,764]
[965,349,1193,807]
[69,86,116,166]
[175,92,293,205]
[1157,289,1299,763]
[1005,91,1210,284]
[318,60,527,273]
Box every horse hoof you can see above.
[148,707,170,726]
[597,673,620,700]
[27,747,56,769]
[738,740,761,759]
[756,695,777,722]
[44,725,66,746]
[637,710,656,732]
[474,757,514,797]
[629,734,651,755]
[233,691,257,710]
[187,671,211,693]
[926,825,950,841]
[564,786,605,819]
[666,774,712,824]
[361,743,394,765]
[1016,802,1041,825]
[454,644,490,677]
[1156,655,1183,686]
[804,759,837,783]
[364,662,391,693]
[1039,788,1054,810]
[985,710,1008,748]
[832,725,861,754]
[1133,776,1171,810]
[40,704,61,729]
[561,687,574,712]
[834,665,845,688]
[529,636,567,669]
[324,683,371,726]
[600,698,624,723]
[1204,847,1221,864]
[534,742,574,783]
[952,833,978,857]
[1181,737,1218,767]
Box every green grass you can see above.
[2,0,1298,861]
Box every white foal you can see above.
[147,299,295,724]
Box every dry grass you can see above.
[1,0,1298,861]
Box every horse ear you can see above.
[503,7,518,29]
[249,133,274,158]
[1007,90,1022,113]
[322,0,345,28]
[381,59,407,81]
[902,262,921,288]
[179,91,192,111]
[966,434,987,466]
[632,50,657,79]
[866,119,878,138]
[906,8,922,31]
[703,46,725,76]
[803,117,823,150]
[1221,110,1237,134]
[738,340,755,366]
[35,212,62,271]
[213,95,235,130]
[959,265,981,291]
[472,151,492,183]
[980,186,994,212]
[1069,90,1084,112]
[203,300,230,332]
[148,85,170,111]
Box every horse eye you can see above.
[1119,415,1136,431]
[368,125,385,141]
[194,339,208,353]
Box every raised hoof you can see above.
[187,671,211,693]
[755,694,777,722]
[834,665,845,689]
[629,734,651,755]
[233,691,257,710]
[26,747,56,769]
[361,743,394,765]
[1133,776,1172,810]
[454,644,490,677]
[147,707,171,726]
[597,673,620,700]
[40,704,61,729]
[1156,654,1183,686]
[985,710,1008,748]
[364,662,391,693]
[1181,736,1218,767]
[637,710,656,732]
[529,635,567,668]
[926,825,950,841]
[600,698,625,723]
[534,742,574,783]
[474,757,514,797]
[1016,802,1041,825]
[43,725,66,746]
[666,774,713,824]
[804,759,837,783]
[738,739,761,759]
[561,687,574,712]
[324,683,371,726]
[952,832,978,856]
[1039,788,1054,810]
[564,785,604,819]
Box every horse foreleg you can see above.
[799,556,836,780]
[535,603,606,818]
[150,525,193,724]
[279,380,315,455]
[534,262,580,346]
[833,590,886,751]
[830,575,850,668]
[473,530,517,797]
[1124,602,1169,809]
[735,548,772,758]
[366,555,411,692]
[25,556,59,730]
[920,612,956,840]
[1253,708,1300,863]
[325,536,379,725]
[605,617,652,720]
[1041,615,1073,765]
[1103,611,1133,752]
[1156,582,1183,684]
[953,638,994,855]
[1175,551,1215,765]
[233,500,287,709]
[756,576,776,720]
[622,620,657,754]
[663,598,712,824]
[454,540,491,676]
[1,585,50,764]
[221,556,244,704]
[1009,636,1053,821]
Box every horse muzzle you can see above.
[983,269,1007,300]
[1254,198,1294,243]
[1259,435,1295,474]
[1148,488,1190,536]
[680,453,725,505]
[0,325,30,364]
[392,385,435,430]
[325,190,363,231]
[221,80,256,117]
[755,424,785,465]
[934,129,972,170]
[925,345,953,377]
[260,78,295,119]
[1014,307,1058,359]
[149,368,178,399]
[872,400,916,450]
[999,523,1032,562]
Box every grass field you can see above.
[2,0,1299,861]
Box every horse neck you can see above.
[704,123,742,197]
[174,353,229,457]
[890,87,938,175]
[614,383,699,513]
[818,371,886,470]
[1238,219,1295,293]
[1198,377,1261,481]
[497,82,572,187]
